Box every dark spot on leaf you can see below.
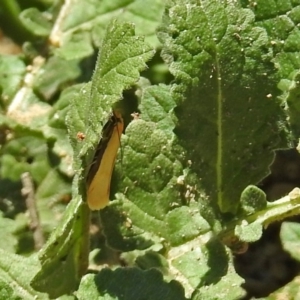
[60,255,67,262]
[26,156,34,164]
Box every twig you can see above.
[21,172,45,250]
[49,0,72,46]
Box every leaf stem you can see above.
[216,59,223,211]
[219,188,300,243]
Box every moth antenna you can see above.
[113,110,124,175]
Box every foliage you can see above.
[1,0,300,299]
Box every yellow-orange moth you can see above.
[86,110,124,210]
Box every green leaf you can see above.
[3,58,52,134]
[76,268,186,300]
[0,250,48,299]
[35,169,72,233]
[0,280,22,300]
[241,1,300,141]
[67,20,154,197]
[0,132,71,235]
[193,265,245,300]
[102,118,186,235]
[139,84,176,136]
[1,136,47,176]
[31,20,154,298]
[48,85,83,131]
[3,1,300,298]
[280,221,300,261]
[235,221,263,243]
[30,193,90,298]
[221,187,300,245]
[20,8,52,37]
[51,0,164,59]
[101,115,243,297]
[168,239,244,298]
[46,84,84,176]
[54,30,94,60]
[0,55,26,102]
[240,185,267,214]
[32,56,81,100]
[283,71,300,139]
[0,212,18,252]
[158,0,289,214]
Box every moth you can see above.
[86,110,124,210]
